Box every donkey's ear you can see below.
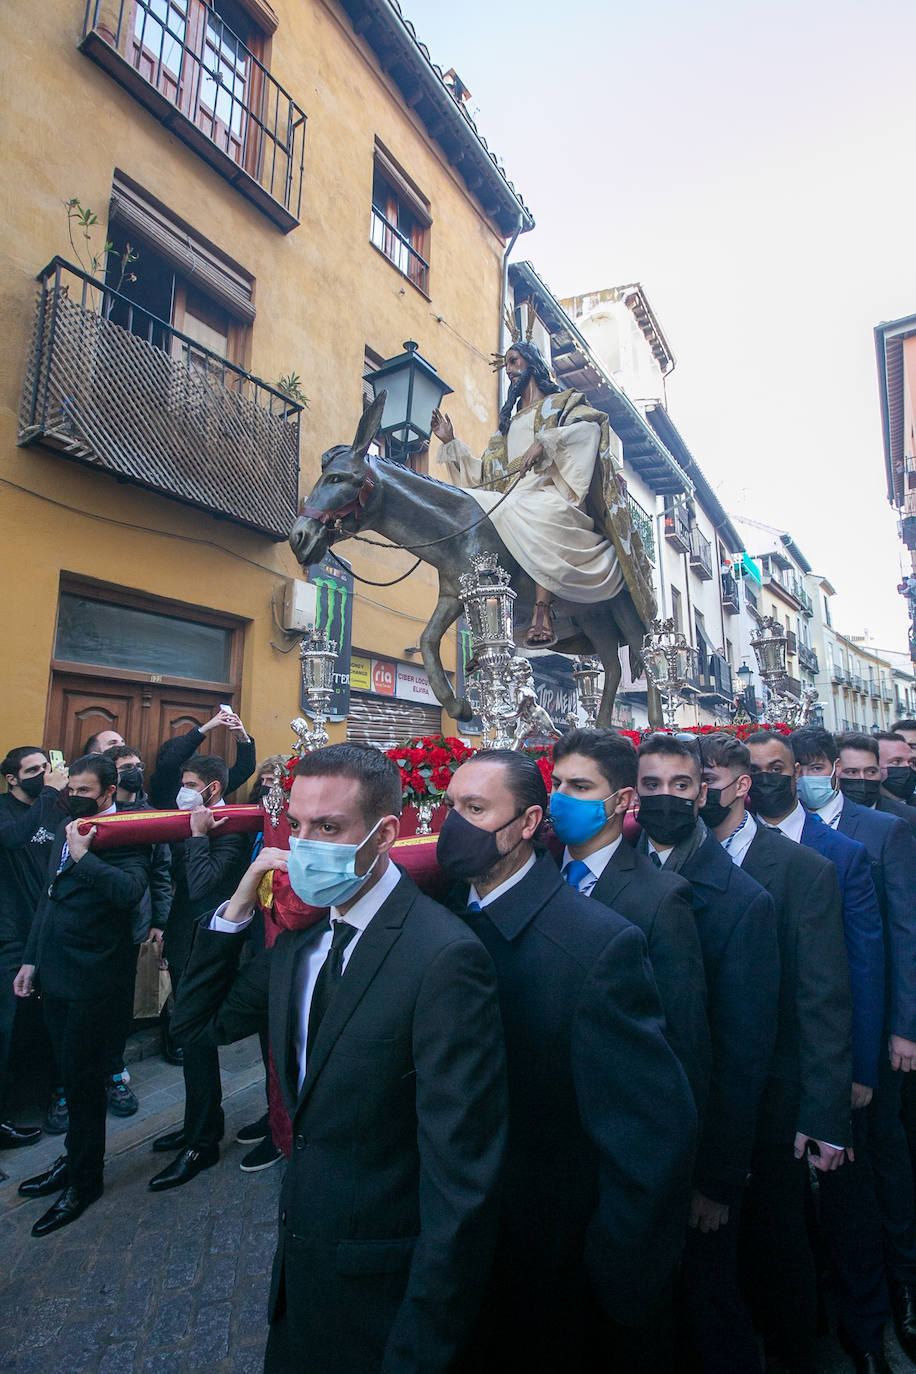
[352,390,387,460]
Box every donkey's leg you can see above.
[578,609,622,728]
[420,594,468,720]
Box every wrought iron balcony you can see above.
[721,571,740,614]
[370,209,429,294]
[798,643,819,675]
[832,664,847,684]
[798,584,813,617]
[869,680,880,699]
[883,683,893,702]
[786,629,798,656]
[626,494,656,563]
[786,675,802,699]
[80,0,306,231]
[664,502,691,554]
[698,653,733,700]
[688,528,713,580]
[18,259,301,539]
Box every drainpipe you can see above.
[498,212,525,404]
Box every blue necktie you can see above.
[564,859,591,891]
[466,900,482,913]
[649,851,662,868]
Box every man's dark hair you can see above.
[498,341,563,435]
[82,731,115,754]
[636,733,702,783]
[183,753,229,794]
[697,732,751,772]
[552,729,637,791]
[465,748,549,816]
[891,718,916,734]
[293,744,403,821]
[1,746,46,779]
[103,744,142,764]
[836,732,879,761]
[744,730,795,766]
[875,731,908,747]
[789,726,838,766]
[69,753,117,791]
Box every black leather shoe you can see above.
[149,1145,219,1192]
[31,1184,102,1237]
[152,1127,186,1153]
[18,1155,69,1198]
[892,1284,916,1363]
[0,1120,42,1149]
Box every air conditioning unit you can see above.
[280,579,318,632]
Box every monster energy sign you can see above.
[304,556,354,721]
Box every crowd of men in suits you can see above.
[1,713,916,1374]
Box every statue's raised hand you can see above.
[430,408,454,443]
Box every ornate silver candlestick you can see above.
[641,619,690,729]
[749,616,795,725]
[459,553,518,749]
[262,626,338,828]
[572,656,602,728]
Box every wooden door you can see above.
[45,673,240,793]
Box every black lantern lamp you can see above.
[367,341,453,459]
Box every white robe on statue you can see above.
[438,404,623,604]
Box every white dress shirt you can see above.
[646,839,672,866]
[774,801,807,844]
[814,789,844,830]
[561,835,624,894]
[468,851,536,908]
[720,810,758,868]
[211,858,402,1091]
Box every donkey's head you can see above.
[289,391,386,568]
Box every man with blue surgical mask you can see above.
[551,728,710,1119]
[169,744,508,1374]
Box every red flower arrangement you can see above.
[385,735,477,805]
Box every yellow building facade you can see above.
[0,0,531,774]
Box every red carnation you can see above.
[409,770,426,793]
[431,765,452,792]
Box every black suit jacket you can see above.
[588,842,711,1119]
[677,834,779,1201]
[878,791,916,836]
[171,868,508,1374]
[164,828,250,973]
[743,824,851,1146]
[25,825,152,1001]
[458,854,696,1334]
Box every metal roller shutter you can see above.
[346,695,443,749]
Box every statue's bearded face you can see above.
[505,349,531,389]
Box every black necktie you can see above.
[306,921,357,1056]
[649,850,662,868]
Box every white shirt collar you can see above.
[721,810,757,866]
[562,833,623,880]
[98,802,117,817]
[815,789,844,829]
[647,839,672,866]
[330,858,401,932]
[470,851,537,908]
[774,800,807,844]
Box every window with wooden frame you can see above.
[104,176,254,373]
[369,143,431,295]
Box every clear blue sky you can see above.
[407,0,916,653]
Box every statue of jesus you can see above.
[431,341,655,649]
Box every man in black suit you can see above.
[171,743,508,1374]
[149,753,250,1190]
[148,707,256,809]
[439,749,696,1374]
[14,754,152,1236]
[705,731,850,1374]
[633,731,778,1374]
[875,732,916,828]
[549,728,711,1117]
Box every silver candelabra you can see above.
[641,619,690,729]
[263,626,339,828]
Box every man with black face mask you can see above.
[747,730,894,1373]
[875,733,916,831]
[0,746,69,1162]
[691,730,850,1374]
[14,754,152,1236]
[634,732,778,1374]
[440,749,696,1374]
[99,745,173,1119]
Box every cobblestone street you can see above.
[0,1035,912,1373]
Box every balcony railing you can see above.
[688,528,713,580]
[786,629,798,656]
[869,680,880,700]
[797,584,813,616]
[18,259,301,539]
[721,571,740,613]
[883,684,893,702]
[370,209,429,294]
[699,653,733,700]
[627,495,655,563]
[832,664,846,684]
[80,0,306,231]
[664,503,691,553]
[786,675,802,699]
[798,643,819,675]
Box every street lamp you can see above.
[734,660,754,723]
[367,341,453,457]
